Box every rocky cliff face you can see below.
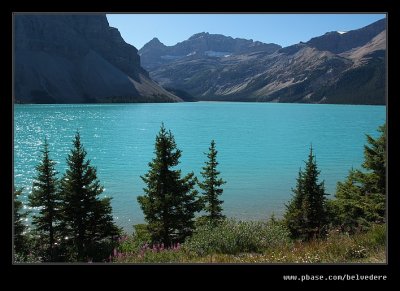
[307,19,386,54]
[139,32,281,71]
[142,19,386,105]
[14,14,181,103]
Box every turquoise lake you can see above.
[14,102,386,232]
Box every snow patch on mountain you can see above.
[204,50,232,57]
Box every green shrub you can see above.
[117,224,152,254]
[113,241,185,263]
[112,222,385,263]
[354,223,386,250]
[366,224,386,246]
[137,244,184,263]
[184,219,291,256]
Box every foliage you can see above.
[133,224,152,245]
[137,123,201,245]
[114,228,185,263]
[284,146,329,240]
[198,140,226,223]
[331,123,386,232]
[362,123,386,197]
[113,241,184,263]
[116,225,152,254]
[330,169,380,232]
[112,223,384,263]
[28,138,63,261]
[60,131,120,261]
[260,225,385,263]
[14,252,42,263]
[353,223,386,251]
[14,187,29,258]
[184,219,291,256]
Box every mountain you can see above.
[141,19,386,105]
[139,32,281,71]
[307,19,386,54]
[14,14,181,103]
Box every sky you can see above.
[106,14,385,50]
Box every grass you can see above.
[112,221,385,263]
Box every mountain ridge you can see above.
[141,18,386,105]
[139,32,281,71]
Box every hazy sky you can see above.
[106,14,385,50]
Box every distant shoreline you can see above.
[14,100,386,106]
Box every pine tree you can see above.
[362,123,386,197]
[60,131,120,261]
[284,170,306,239]
[199,140,226,223]
[137,124,201,245]
[284,146,328,240]
[28,138,62,261]
[14,187,29,257]
[331,123,386,231]
[331,169,370,232]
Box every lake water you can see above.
[14,102,386,232]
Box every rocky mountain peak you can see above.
[144,37,165,48]
[139,32,281,70]
[144,18,385,105]
[189,32,210,40]
[14,14,181,103]
[307,18,386,54]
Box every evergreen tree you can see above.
[28,138,62,261]
[331,169,375,232]
[362,123,386,197]
[60,131,120,261]
[199,140,226,223]
[361,123,386,223]
[14,187,29,257]
[331,123,386,232]
[284,170,306,239]
[137,124,201,245]
[284,146,328,240]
